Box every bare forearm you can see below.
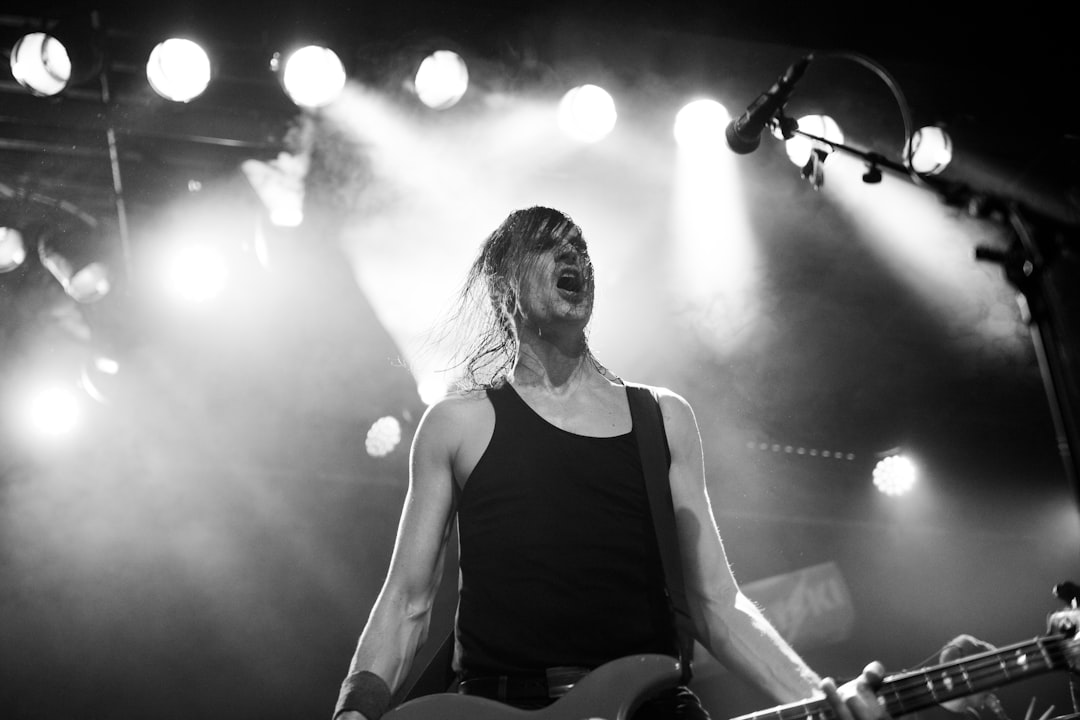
[701,592,821,703]
[345,589,434,694]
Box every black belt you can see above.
[458,667,590,703]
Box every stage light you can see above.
[872,452,918,496]
[784,114,844,167]
[277,45,346,108]
[10,32,71,96]
[905,125,953,176]
[557,84,617,143]
[414,50,469,110]
[673,99,730,149]
[25,384,82,438]
[37,226,111,303]
[160,243,229,305]
[146,38,212,102]
[10,19,101,97]
[365,416,402,458]
[416,374,449,406]
[1,227,27,272]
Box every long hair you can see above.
[440,206,594,390]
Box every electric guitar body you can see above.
[385,608,1080,720]
[385,654,682,720]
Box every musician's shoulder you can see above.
[420,386,492,426]
[622,380,692,411]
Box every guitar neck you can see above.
[734,634,1073,720]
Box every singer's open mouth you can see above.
[556,269,584,293]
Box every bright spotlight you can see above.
[1,227,27,272]
[147,38,212,102]
[872,454,918,496]
[674,99,731,149]
[279,45,346,108]
[26,385,82,437]
[10,32,72,97]
[365,416,402,458]
[162,244,229,305]
[905,125,953,176]
[784,114,844,167]
[414,50,469,110]
[416,374,449,406]
[558,84,617,143]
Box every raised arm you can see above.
[334,398,462,720]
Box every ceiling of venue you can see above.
[2,3,1078,720]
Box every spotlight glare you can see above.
[417,375,448,406]
[414,50,469,110]
[674,99,731,149]
[905,125,953,176]
[784,114,843,167]
[10,32,71,96]
[27,385,82,437]
[281,45,346,108]
[872,454,918,496]
[147,38,212,102]
[558,84,617,143]
[162,244,229,305]
[1,227,27,272]
[365,416,402,458]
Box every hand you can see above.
[820,661,888,720]
[939,634,997,713]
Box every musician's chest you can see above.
[517,386,632,437]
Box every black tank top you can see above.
[454,382,678,678]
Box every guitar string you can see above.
[733,638,1078,720]
[883,637,1075,701]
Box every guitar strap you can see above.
[399,382,695,702]
[625,382,696,685]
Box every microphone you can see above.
[725,54,814,154]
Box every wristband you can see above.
[334,670,392,720]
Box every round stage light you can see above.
[783,114,844,167]
[26,385,82,437]
[162,244,230,305]
[280,45,346,108]
[10,32,72,96]
[147,38,212,102]
[872,454,918,496]
[674,99,730,149]
[1,227,27,272]
[414,50,469,110]
[905,125,953,176]
[558,84,617,143]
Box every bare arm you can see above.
[659,389,887,720]
[658,389,820,702]
[336,399,461,719]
